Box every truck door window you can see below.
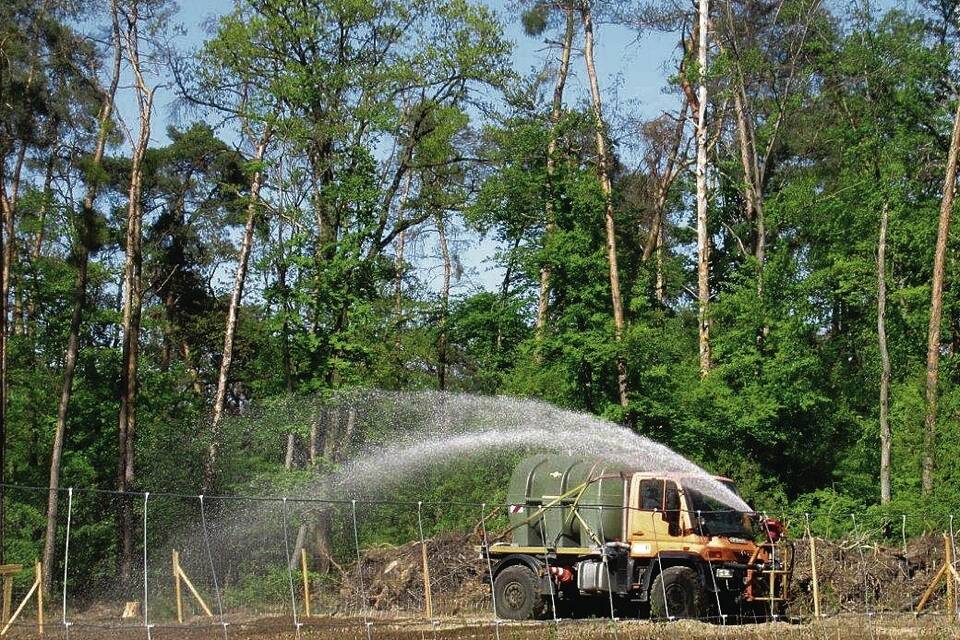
[638,479,664,511]
[663,481,681,536]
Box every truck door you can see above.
[629,478,682,548]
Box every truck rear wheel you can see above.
[493,564,546,620]
[649,566,705,621]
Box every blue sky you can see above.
[164,0,681,129]
[122,0,684,293]
[120,0,916,294]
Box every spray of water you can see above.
[148,390,750,617]
[300,389,750,511]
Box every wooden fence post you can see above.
[421,541,433,620]
[173,550,183,623]
[35,562,42,636]
[171,550,212,622]
[809,534,821,619]
[300,548,311,618]
[948,534,956,623]
[0,563,40,636]
[0,565,20,624]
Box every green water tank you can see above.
[506,454,632,548]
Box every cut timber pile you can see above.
[791,533,947,614]
[341,533,488,615]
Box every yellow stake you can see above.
[0,565,40,637]
[809,535,821,619]
[173,550,183,623]
[300,548,311,618]
[421,540,433,620]
[948,534,956,623]
[36,562,43,636]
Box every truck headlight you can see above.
[715,568,734,579]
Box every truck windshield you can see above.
[681,479,753,538]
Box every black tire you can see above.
[493,564,547,620]
[649,566,705,621]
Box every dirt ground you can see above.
[6,614,960,640]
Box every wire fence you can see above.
[0,483,958,639]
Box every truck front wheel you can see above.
[493,564,547,620]
[649,566,705,621]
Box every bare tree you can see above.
[536,2,576,338]
[638,95,692,303]
[394,172,414,329]
[580,0,629,407]
[116,0,159,582]
[436,210,452,390]
[877,202,891,504]
[273,154,297,467]
[0,43,35,567]
[695,0,712,376]
[205,130,271,491]
[640,104,690,261]
[42,0,122,595]
[922,97,960,496]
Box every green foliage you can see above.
[9,0,960,599]
[521,7,548,37]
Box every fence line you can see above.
[0,482,959,637]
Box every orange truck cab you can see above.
[481,455,792,622]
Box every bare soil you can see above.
[6,614,960,640]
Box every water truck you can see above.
[480,454,792,621]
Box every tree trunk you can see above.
[732,85,769,350]
[284,434,295,470]
[181,342,204,396]
[342,407,356,450]
[276,221,296,454]
[642,188,666,263]
[32,153,54,264]
[25,148,57,335]
[4,144,24,337]
[117,111,150,584]
[695,0,712,377]
[205,132,270,492]
[641,99,688,265]
[117,2,155,583]
[0,150,26,567]
[274,159,295,395]
[922,97,960,496]
[0,191,6,566]
[160,288,175,371]
[436,211,451,391]
[655,226,666,304]
[321,408,339,460]
[581,1,629,408]
[877,202,891,505]
[536,4,575,339]
[729,65,767,267]
[733,89,758,231]
[395,229,405,322]
[394,172,413,337]
[309,412,318,467]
